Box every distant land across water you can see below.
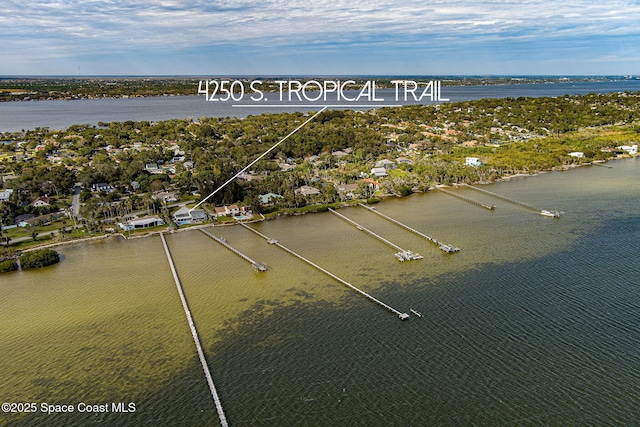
[2,76,640,132]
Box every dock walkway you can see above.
[435,186,495,210]
[357,203,459,253]
[329,208,423,261]
[160,233,229,427]
[200,228,267,272]
[462,184,561,217]
[239,223,410,320]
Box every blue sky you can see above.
[2,0,640,76]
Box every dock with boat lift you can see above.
[357,203,460,253]
[160,233,229,427]
[329,208,423,261]
[200,228,268,272]
[239,223,410,320]
[435,186,495,210]
[461,184,562,218]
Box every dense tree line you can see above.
[19,248,60,269]
[1,91,639,225]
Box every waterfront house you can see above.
[362,178,380,191]
[335,183,360,200]
[228,204,241,216]
[617,144,638,155]
[258,193,284,205]
[172,206,207,224]
[118,216,165,231]
[569,152,585,158]
[214,206,229,217]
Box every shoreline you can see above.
[7,155,635,257]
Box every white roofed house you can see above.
[617,144,638,155]
[172,206,207,224]
[118,216,165,231]
[0,189,13,202]
[375,159,396,170]
[370,167,388,178]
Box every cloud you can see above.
[2,0,640,74]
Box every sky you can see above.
[2,0,640,76]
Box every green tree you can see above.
[20,248,60,269]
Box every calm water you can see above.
[2,80,640,132]
[1,159,639,426]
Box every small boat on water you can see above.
[410,309,423,318]
[539,210,561,218]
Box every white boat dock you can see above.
[462,184,562,218]
[357,203,460,253]
[329,208,423,261]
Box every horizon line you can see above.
[1,74,638,79]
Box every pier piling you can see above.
[160,233,229,427]
[239,223,410,320]
[462,184,561,217]
[329,208,423,261]
[200,228,267,272]
[435,186,495,210]
[357,203,460,253]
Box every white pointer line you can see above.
[190,106,328,212]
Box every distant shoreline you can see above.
[1,75,636,103]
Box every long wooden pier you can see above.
[200,228,267,272]
[461,184,562,217]
[239,223,410,320]
[329,208,423,261]
[357,203,460,253]
[435,186,495,210]
[160,233,229,427]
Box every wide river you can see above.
[3,79,640,132]
[2,158,639,426]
